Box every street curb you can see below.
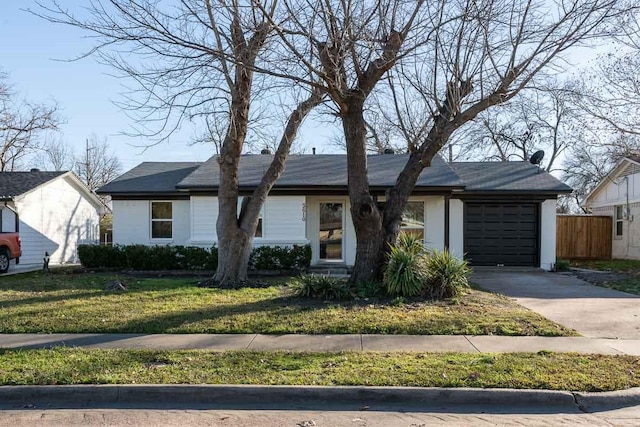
[0,385,580,410]
[573,387,640,412]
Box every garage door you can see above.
[464,203,539,266]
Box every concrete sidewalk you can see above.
[2,333,640,355]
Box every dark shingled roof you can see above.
[96,156,573,195]
[97,162,203,195]
[176,154,464,190]
[0,171,67,199]
[451,162,572,193]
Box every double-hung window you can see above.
[151,201,173,239]
[615,205,624,237]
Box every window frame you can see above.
[615,205,624,238]
[377,199,426,240]
[150,201,173,241]
[238,197,264,239]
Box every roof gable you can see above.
[0,171,66,200]
[584,157,640,205]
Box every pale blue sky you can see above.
[0,1,337,171]
[0,2,611,173]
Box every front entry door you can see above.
[319,202,344,261]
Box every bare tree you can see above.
[35,137,75,171]
[74,134,122,192]
[455,82,582,172]
[36,1,324,284]
[266,0,635,282]
[0,72,59,171]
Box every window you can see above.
[377,201,425,240]
[401,201,425,239]
[151,202,173,239]
[238,197,263,238]
[615,205,624,237]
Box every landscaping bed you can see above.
[0,270,575,336]
[0,348,637,391]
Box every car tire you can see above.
[0,250,9,274]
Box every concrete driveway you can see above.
[471,269,640,339]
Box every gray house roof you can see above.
[97,155,572,196]
[451,162,572,193]
[0,171,66,200]
[176,154,464,191]
[97,162,203,196]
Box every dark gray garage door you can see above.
[464,203,539,266]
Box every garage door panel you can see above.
[464,202,539,266]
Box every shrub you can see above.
[77,243,306,271]
[353,280,384,298]
[424,249,470,299]
[554,259,571,272]
[292,274,353,300]
[383,233,428,297]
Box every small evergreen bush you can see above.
[292,274,353,300]
[383,233,428,297]
[554,259,571,272]
[77,243,307,271]
[424,249,470,299]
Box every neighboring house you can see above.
[97,154,571,270]
[584,156,640,259]
[0,170,104,266]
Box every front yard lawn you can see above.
[0,270,575,336]
[571,259,640,295]
[572,259,640,273]
[0,348,637,391]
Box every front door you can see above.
[319,202,344,261]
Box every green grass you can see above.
[571,259,640,273]
[0,270,575,336]
[0,348,638,391]
[590,279,640,295]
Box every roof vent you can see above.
[30,168,40,172]
[260,148,272,155]
[383,148,395,154]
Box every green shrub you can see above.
[77,243,305,271]
[554,259,571,272]
[353,280,384,298]
[292,274,353,300]
[424,249,470,299]
[383,233,428,297]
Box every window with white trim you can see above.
[151,201,173,239]
[615,205,624,237]
[238,197,264,238]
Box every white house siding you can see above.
[587,163,640,260]
[449,199,464,260]
[424,196,445,253]
[540,199,558,271]
[112,199,190,246]
[16,176,100,265]
[188,195,308,248]
[1,204,17,232]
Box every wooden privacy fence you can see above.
[556,215,612,259]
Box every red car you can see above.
[0,232,21,273]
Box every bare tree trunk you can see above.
[342,98,385,284]
[214,89,323,285]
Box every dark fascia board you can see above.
[452,192,563,201]
[110,194,190,201]
[185,185,466,195]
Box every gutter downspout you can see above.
[444,194,450,251]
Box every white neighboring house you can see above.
[0,170,104,266]
[584,156,640,259]
[98,154,572,270]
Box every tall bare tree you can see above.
[36,1,323,284]
[36,137,75,171]
[75,134,122,192]
[266,0,635,282]
[0,72,59,171]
